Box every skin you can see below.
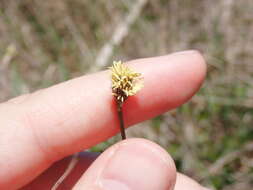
[0,50,210,190]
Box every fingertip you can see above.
[187,50,207,84]
[117,138,176,175]
[170,50,207,95]
[74,138,176,190]
[179,50,207,98]
[125,50,206,125]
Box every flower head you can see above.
[110,61,143,104]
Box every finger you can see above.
[22,155,211,190]
[175,173,211,190]
[9,50,206,156]
[0,50,206,189]
[73,138,176,190]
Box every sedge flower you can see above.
[110,60,143,104]
[110,60,143,140]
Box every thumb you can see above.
[73,138,176,190]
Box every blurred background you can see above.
[0,0,253,189]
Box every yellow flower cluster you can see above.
[110,61,143,103]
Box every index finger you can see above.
[22,50,206,156]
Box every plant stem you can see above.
[117,102,126,140]
[51,152,79,190]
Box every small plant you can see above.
[110,61,143,139]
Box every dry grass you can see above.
[0,0,253,189]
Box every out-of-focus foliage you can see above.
[0,0,252,189]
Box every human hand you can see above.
[0,50,209,190]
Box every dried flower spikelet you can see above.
[110,61,143,103]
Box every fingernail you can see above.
[98,140,175,190]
